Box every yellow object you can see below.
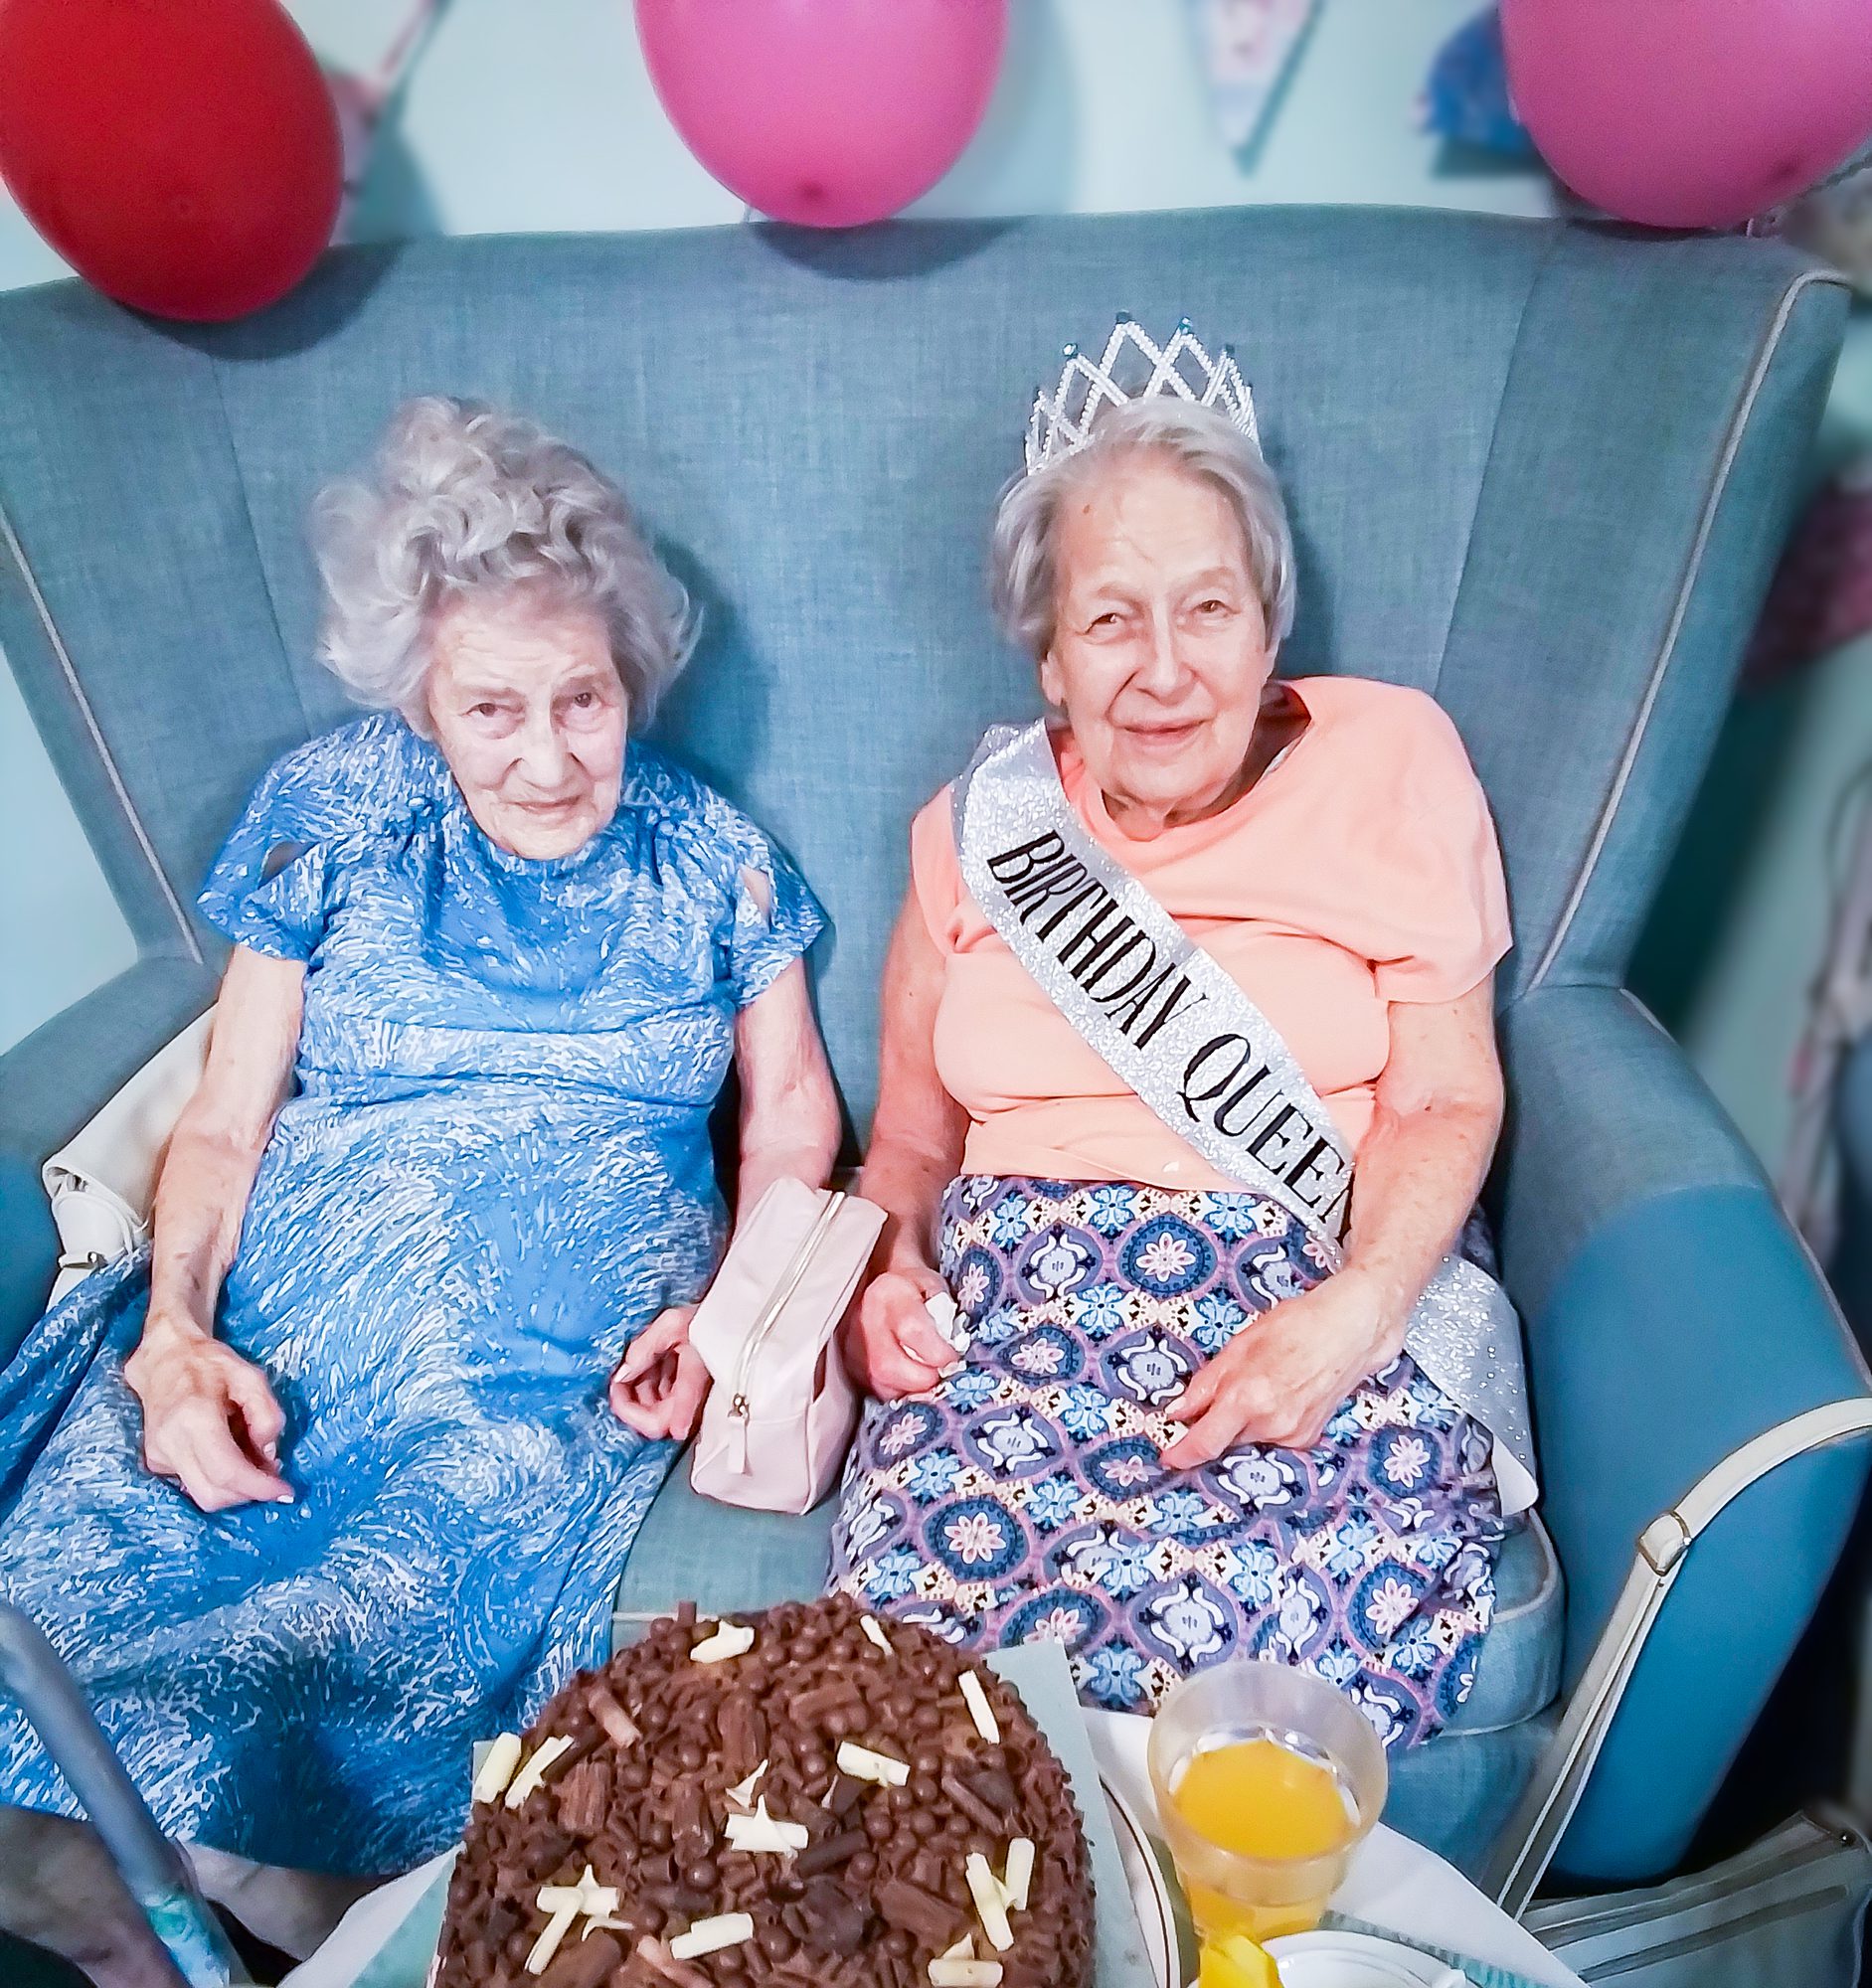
[1175,1737,1356,1859]
[1172,1736,1357,1940]
[1198,1933,1279,1988]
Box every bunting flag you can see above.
[1187,0,1318,156]
[326,0,452,241]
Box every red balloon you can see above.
[0,0,342,321]
[637,0,1008,229]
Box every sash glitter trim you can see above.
[954,721,1536,1514]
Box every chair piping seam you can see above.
[207,360,312,740]
[1530,266,1844,991]
[1494,1512,1562,1626]
[0,496,202,963]
[1430,225,1562,701]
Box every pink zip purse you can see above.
[686,1178,887,1515]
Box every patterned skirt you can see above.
[828,1177,1505,1748]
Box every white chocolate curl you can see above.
[689,1622,756,1664]
[526,1866,616,1975]
[537,1869,620,1928]
[504,1734,575,1809]
[724,1759,768,1810]
[965,1852,1014,1951]
[722,1796,809,1854]
[939,1933,977,1961]
[471,1732,523,1804]
[668,1913,755,1960]
[929,1964,1004,1988]
[524,1901,578,1974]
[1003,1837,1035,1913]
[860,1614,894,1654]
[836,1740,910,1787]
[959,1672,1000,1745]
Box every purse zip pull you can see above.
[727,1190,846,1472]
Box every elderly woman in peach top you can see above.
[830,323,1527,1746]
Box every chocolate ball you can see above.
[758,1922,797,1963]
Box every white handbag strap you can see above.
[1486,1397,1872,1914]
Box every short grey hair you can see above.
[312,396,696,724]
[989,397,1296,658]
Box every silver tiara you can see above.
[1024,315,1259,477]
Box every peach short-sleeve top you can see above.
[911,675,1512,1191]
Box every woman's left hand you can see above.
[608,1305,711,1440]
[1158,1271,1405,1468]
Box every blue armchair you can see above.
[1,209,1865,1897]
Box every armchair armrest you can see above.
[1495,984,1871,1884]
[0,955,217,1362]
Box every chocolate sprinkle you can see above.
[797,1876,870,1956]
[938,1770,1006,1836]
[793,1828,867,1877]
[824,1772,861,1819]
[966,1766,1018,1818]
[537,1928,624,1988]
[876,1875,966,1949]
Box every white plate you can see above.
[1267,1928,1469,1986]
[1104,1773,1183,1988]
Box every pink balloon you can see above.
[1502,0,1872,230]
[636,0,1007,228]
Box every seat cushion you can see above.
[611,1457,841,1642]
[1448,1512,1564,1734]
[1386,1705,1560,1877]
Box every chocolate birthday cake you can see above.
[435,1594,1095,1988]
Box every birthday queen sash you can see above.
[954,722,1537,1515]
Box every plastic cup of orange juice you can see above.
[1148,1660,1387,1945]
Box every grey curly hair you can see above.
[989,397,1296,660]
[312,397,696,725]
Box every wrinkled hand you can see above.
[840,1262,959,1401]
[609,1305,711,1440]
[1159,1272,1404,1469]
[124,1318,291,1512]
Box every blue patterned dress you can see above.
[0,714,824,1874]
[829,1178,1502,1749]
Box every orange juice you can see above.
[1170,1736,1358,1940]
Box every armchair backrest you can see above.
[0,213,1843,1132]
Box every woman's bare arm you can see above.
[1162,974,1502,1464]
[1333,973,1504,1340]
[731,956,842,1213]
[841,892,970,1399]
[122,946,304,1509]
[144,949,302,1332]
[610,956,841,1438]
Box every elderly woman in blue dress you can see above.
[0,398,837,1974]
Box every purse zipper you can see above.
[725,1190,848,1472]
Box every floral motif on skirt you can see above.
[828,1176,1505,1748]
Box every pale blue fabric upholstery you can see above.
[0,211,1864,1884]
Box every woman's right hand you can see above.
[123,1317,292,1512]
[841,1261,959,1401]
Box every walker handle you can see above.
[0,1600,249,1986]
